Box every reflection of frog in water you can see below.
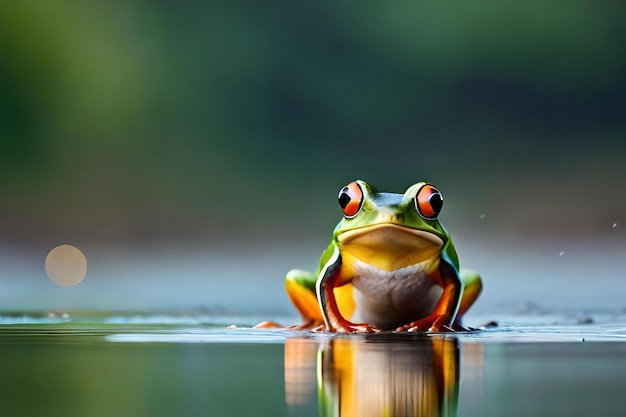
[260,181,482,333]
[285,335,461,417]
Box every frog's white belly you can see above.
[350,259,443,329]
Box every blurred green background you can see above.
[1,2,625,314]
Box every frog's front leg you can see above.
[398,261,463,332]
[317,247,378,333]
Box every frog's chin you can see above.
[337,223,443,272]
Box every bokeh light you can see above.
[45,244,87,287]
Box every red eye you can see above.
[338,182,363,218]
[415,184,443,220]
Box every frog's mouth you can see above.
[337,223,443,272]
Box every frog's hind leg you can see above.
[285,269,325,330]
[453,269,483,329]
[254,269,323,330]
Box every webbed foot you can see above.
[396,314,453,333]
[334,322,380,333]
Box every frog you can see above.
[263,180,482,333]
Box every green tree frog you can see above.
[272,180,483,333]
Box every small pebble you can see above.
[559,251,565,256]
[480,214,486,219]
[612,223,617,228]
[482,320,499,329]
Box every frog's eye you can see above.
[415,184,443,220]
[338,182,363,218]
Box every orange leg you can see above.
[397,262,463,332]
[285,269,324,330]
[254,269,323,330]
[456,269,483,319]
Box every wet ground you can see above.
[2,312,626,417]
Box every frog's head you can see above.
[333,180,453,271]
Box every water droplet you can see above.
[45,244,87,287]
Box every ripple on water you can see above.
[1,312,626,343]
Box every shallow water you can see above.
[3,225,625,417]
[2,313,626,417]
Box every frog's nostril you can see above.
[380,214,401,223]
[388,214,403,223]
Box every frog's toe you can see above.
[397,314,454,333]
[253,321,284,329]
[336,322,379,333]
[289,319,324,331]
[397,319,428,332]
[428,322,456,333]
[397,323,417,332]
[397,323,427,332]
[310,323,327,332]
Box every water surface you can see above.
[2,313,626,417]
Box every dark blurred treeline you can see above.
[1,2,625,245]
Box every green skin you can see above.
[286,180,482,333]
